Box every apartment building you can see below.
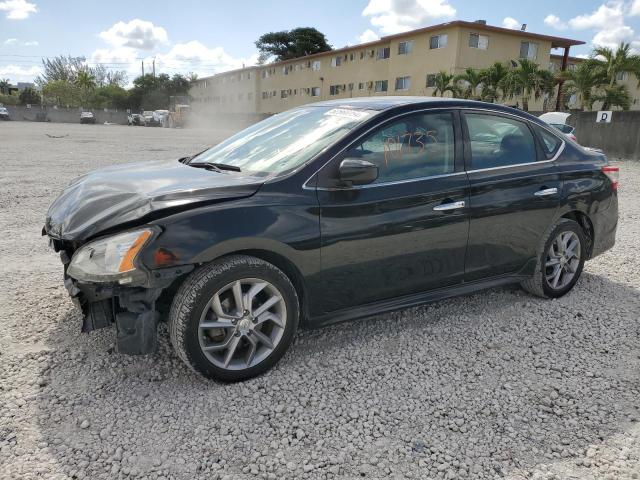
[190,20,585,116]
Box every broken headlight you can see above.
[67,228,155,284]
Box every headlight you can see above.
[67,228,155,284]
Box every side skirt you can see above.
[307,274,528,329]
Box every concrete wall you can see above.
[568,111,640,159]
[2,105,128,124]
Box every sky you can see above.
[2,0,640,85]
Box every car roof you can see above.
[306,96,538,119]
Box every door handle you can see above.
[433,200,465,211]
[534,187,558,197]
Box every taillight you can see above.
[569,134,577,142]
[602,166,619,191]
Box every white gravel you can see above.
[1,121,639,480]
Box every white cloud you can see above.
[153,41,258,77]
[632,0,640,16]
[99,19,169,50]
[0,64,41,82]
[23,40,37,46]
[357,29,380,44]
[502,17,521,30]
[4,38,18,45]
[566,1,634,49]
[0,0,36,19]
[544,14,567,30]
[362,0,455,35]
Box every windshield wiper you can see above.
[189,162,242,173]
[201,162,241,172]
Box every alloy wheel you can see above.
[198,278,287,370]
[545,231,581,290]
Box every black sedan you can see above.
[44,98,618,381]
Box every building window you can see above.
[519,42,538,60]
[350,53,355,61]
[358,82,365,90]
[376,47,390,60]
[329,85,340,95]
[360,51,365,59]
[374,80,388,92]
[398,41,414,55]
[395,76,411,91]
[568,63,578,72]
[549,62,557,72]
[312,60,321,71]
[426,74,437,88]
[616,71,628,81]
[311,87,320,96]
[469,33,488,50]
[348,82,354,91]
[331,56,342,67]
[247,72,251,80]
[281,90,289,98]
[430,34,448,49]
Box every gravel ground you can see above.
[1,121,639,480]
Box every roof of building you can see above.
[194,20,585,82]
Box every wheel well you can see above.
[227,249,309,323]
[561,211,594,258]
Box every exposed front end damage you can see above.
[53,238,193,355]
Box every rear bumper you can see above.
[590,196,618,259]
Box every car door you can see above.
[313,109,470,314]
[462,110,563,281]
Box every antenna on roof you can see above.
[521,23,527,31]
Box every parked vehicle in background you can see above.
[539,112,577,142]
[44,98,618,382]
[79,111,95,124]
[0,106,10,120]
[153,110,169,127]
[127,113,143,126]
[166,96,190,128]
[142,111,155,126]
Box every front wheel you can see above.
[521,219,586,298]
[169,255,299,382]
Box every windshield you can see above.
[190,106,376,178]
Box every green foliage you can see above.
[480,62,509,102]
[91,85,130,110]
[432,71,459,98]
[42,80,81,107]
[19,87,41,105]
[453,68,485,100]
[0,93,19,105]
[128,73,194,110]
[255,27,331,62]
[501,59,554,111]
[0,78,11,95]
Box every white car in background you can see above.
[538,112,578,143]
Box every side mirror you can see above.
[338,158,378,186]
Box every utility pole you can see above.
[141,60,144,77]
[152,57,156,77]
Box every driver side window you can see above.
[343,112,455,184]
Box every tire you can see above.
[521,219,586,298]
[169,255,299,382]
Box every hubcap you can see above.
[545,231,581,290]
[198,278,286,370]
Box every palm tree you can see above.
[432,71,458,97]
[559,62,606,110]
[481,62,509,102]
[0,78,10,95]
[453,68,484,100]
[592,84,632,110]
[75,70,96,90]
[592,42,640,88]
[501,59,554,111]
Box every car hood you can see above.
[45,159,264,241]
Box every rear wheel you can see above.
[521,219,586,298]
[169,255,299,382]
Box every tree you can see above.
[591,42,640,88]
[481,62,509,102]
[432,71,458,97]
[592,84,632,110]
[255,27,331,62]
[453,68,484,100]
[19,87,41,105]
[0,78,10,95]
[36,55,87,86]
[501,59,554,111]
[91,85,130,110]
[42,80,81,107]
[560,62,606,110]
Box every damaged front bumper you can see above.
[55,243,193,355]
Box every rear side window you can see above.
[532,124,563,159]
[465,113,537,170]
[343,112,455,184]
